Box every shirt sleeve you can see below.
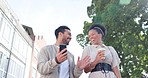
[109,46,121,69]
[74,65,83,78]
[37,46,59,75]
[68,52,83,78]
[81,46,90,60]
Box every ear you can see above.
[98,34,103,39]
[58,32,63,37]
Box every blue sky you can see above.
[6,0,92,77]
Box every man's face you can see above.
[62,29,72,45]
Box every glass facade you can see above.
[7,55,25,78]
[12,30,28,63]
[0,46,10,78]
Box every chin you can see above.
[65,42,69,45]
[91,41,96,44]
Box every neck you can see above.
[55,40,62,46]
[95,41,103,45]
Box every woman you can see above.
[82,24,122,78]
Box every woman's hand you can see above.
[83,51,105,73]
[95,51,105,63]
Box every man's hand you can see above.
[76,56,91,70]
[56,48,67,64]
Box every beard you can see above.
[62,36,71,45]
[62,39,70,45]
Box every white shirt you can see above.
[59,60,69,78]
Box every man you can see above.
[37,26,90,78]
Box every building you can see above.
[29,35,46,78]
[0,0,46,78]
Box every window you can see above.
[12,31,29,62]
[7,55,25,78]
[0,12,2,29]
[0,51,2,65]
[0,46,10,78]
[2,22,11,42]
[1,53,9,71]
[0,17,14,50]
[19,38,28,58]
[13,31,20,51]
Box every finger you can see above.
[63,56,68,60]
[85,56,90,61]
[77,56,80,63]
[56,51,61,57]
[83,56,90,62]
[99,53,104,56]
[58,51,62,55]
[58,48,61,53]
[58,51,66,57]
[59,48,66,54]
[98,51,103,54]
[61,56,68,62]
[87,56,91,61]
[61,52,67,57]
[82,56,88,61]
[98,52,104,56]
[86,57,91,63]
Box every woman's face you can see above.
[88,29,102,45]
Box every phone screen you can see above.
[59,44,67,52]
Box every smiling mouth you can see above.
[92,39,95,41]
[91,39,95,43]
[67,38,71,41]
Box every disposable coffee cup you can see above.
[97,48,106,60]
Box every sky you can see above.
[6,0,92,77]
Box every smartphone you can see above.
[59,44,67,53]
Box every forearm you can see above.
[84,59,98,73]
[113,66,122,78]
[74,65,83,78]
[84,64,91,73]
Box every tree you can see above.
[76,0,148,77]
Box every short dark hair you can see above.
[88,24,106,36]
[55,26,70,39]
